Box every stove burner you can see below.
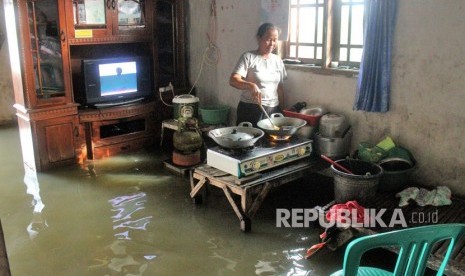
[269,134,292,141]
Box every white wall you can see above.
[189,0,465,195]
[0,1,15,125]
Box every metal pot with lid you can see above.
[319,113,350,138]
[208,122,264,149]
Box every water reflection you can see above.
[254,248,313,276]
[207,237,239,272]
[23,167,48,240]
[110,192,152,236]
[253,233,318,276]
[88,191,157,275]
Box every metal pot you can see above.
[315,129,353,159]
[299,106,328,116]
[319,113,350,138]
[297,125,317,139]
[257,113,307,137]
[208,122,264,149]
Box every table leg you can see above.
[221,185,251,232]
[190,175,207,204]
[160,124,165,146]
[246,182,272,218]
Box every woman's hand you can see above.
[249,83,262,104]
[229,73,261,103]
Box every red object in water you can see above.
[305,241,327,259]
[326,200,366,224]
[320,154,354,174]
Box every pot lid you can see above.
[321,113,345,123]
[173,94,199,104]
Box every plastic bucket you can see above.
[199,105,230,125]
[331,159,383,204]
[173,94,199,119]
[378,158,415,192]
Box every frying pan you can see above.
[257,113,307,137]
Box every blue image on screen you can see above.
[99,61,138,96]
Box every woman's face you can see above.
[258,28,279,56]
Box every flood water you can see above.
[0,124,344,276]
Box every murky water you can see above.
[0,125,343,276]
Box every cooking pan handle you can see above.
[238,122,252,127]
[271,113,284,118]
[208,130,219,139]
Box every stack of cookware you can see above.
[314,113,352,159]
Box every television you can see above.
[79,56,152,107]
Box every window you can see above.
[286,0,365,70]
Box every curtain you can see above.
[353,0,398,112]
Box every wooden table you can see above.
[190,158,325,232]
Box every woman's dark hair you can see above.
[256,23,280,38]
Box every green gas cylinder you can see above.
[173,118,203,153]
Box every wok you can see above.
[208,122,264,149]
[257,113,307,137]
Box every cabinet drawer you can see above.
[92,137,154,159]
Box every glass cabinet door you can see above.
[72,0,106,26]
[117,0,146,30]
[70,0,149,39]
[28,0,67,99]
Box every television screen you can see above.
[80,56,152,107]
[99,61,138,96]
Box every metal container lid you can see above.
[173,94,199,104]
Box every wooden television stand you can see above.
[78,101,157,160]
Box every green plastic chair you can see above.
[330,223,465,276]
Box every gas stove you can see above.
[207,136,313,178]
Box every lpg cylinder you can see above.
[173,118,203,153]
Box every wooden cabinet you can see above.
[64,0,153,44]
[4,0,79,171]
[78,102,156,159]
[34,112,80,169]
[14,0,73,107]
[156,0,187,88]
[4,0,187,170]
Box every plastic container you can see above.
[199,105,230,125]
[376,136,396,151]
[173,94,199,119]
[358,142,387,163]
[386,146,413,166]
[378,162,415,192]
[282,109,324,127]
[332,159,383,204]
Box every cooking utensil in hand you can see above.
[258,103,280,130]
[320,154,354,174]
